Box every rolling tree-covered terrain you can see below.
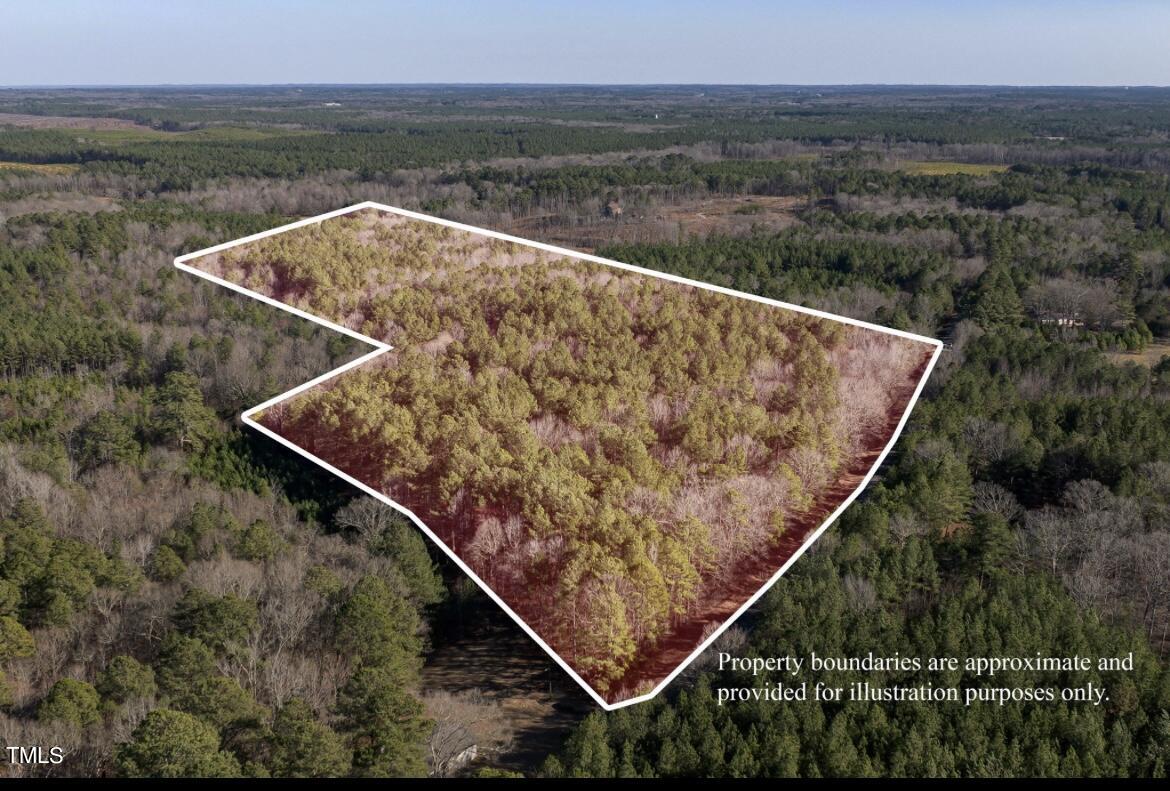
[186,208,930,700]
[1,85,1169,776]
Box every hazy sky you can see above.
[3,0,1167,86]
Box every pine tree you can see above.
[76,411,139,470]
[97,655,157,705]
[38,678,101,727]
[335,576,423,671]
[0,615,35,661]
[560,712,614,778]
[967,265,1024,328]
[116,709,241,778]
[153,371,217,452]
[268,698,350,777]
[337,663,430,778]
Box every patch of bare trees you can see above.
[422,689,514,777]
[1018,476,1170,651]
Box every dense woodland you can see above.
[1,85,1169,776]
[195,210,927,697]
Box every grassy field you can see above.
[71,125,320,143]
[896,160,1011,176]
[1108,341,1170,367]
[0,160,82,176]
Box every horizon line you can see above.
[2,82,1169,90]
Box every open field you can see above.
[0,193,119,219]
[0,160,82,176]
[0,111,148,130]
[894,160,1011,176]
[421,597,593,773]
[506,195,803,252]
[1108,341,1170,367]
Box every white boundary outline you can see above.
[175,201,943,711]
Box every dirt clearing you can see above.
[504,195,802,252]
[0,112,149,130]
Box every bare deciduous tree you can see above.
[423,689,514,777]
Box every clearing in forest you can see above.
[894,160,1011,176]
[177,202,940,708]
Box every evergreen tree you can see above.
[97,655,157,705]
[153,371,217,452]
[0,615,35,661]
[337,663,430,777]
[38,678,101,727]
[116,709,241,778]
[171,589,258,653]
[76,411,140,470]
[967,265,1024,328]
[335,576,423,671]
[268,697,351,778]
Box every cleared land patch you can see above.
[0,112,148,130]
[1107,341,1170,368]
[894,160,1011,176]
[506,195,802,252]
[0,161,82,176]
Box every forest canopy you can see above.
[187,208,934,700]
[3,84,1169,777]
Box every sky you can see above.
[2,0,1168,86]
